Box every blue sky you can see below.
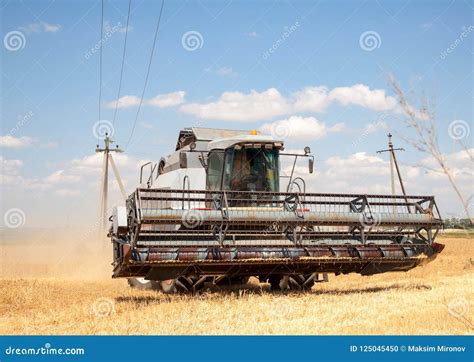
[1,0,473,227]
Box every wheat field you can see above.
[0,234,472,335]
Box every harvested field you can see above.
[0,234,472,335]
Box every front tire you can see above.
[215,276,250,287]
[269,275,315,291]
[127,278,162,290]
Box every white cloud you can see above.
[419,149,474,181]
[140,122,154,129]
[44,170,81,184]
[42,22,61,32]
[19,21,60,34]
[106,91,186,109]
[0,156,23,174]
[329,84,397,112]
[420,22,433,31]
[70,153,139,176]
[106,95,141,109]
[325,152,388,177]
[0,135,34,148]
[292,86,330,113]
[180,84,397,122]
[0,156,24,187]
[103,21,130,34]
[40,141,59,149]
[147,91,186,107]
[215,67,238,77]
[117,25,133,33]
[180,88,290,122]
[244,31,260,37]
[281,148,473,217]
[364,120,388,134]
[329,122,346,132]
[260,116,344,141]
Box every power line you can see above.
[97,0,104,142]
[125,0,165,148]
[112,0,132,127]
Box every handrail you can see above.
[139,162,157,188]
[182,175,191,210]
[147,163,157,188]
[139,162,152,184]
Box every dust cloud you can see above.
[1,227,113,280]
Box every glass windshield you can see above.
[223,147,279,192]
[206,150,224,191]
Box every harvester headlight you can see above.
[189,142,196,150]
[304,146,311,155]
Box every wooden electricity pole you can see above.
[96,133,127,235]
[377,134,411,213]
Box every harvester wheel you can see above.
[215,276,250,287]
[160,277,206,293]
[127,278,162,290]
[290,274,315,291]
[269,275,314,291]
[160,278,190,293]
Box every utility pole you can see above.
[96,133,127,236]
[377,134,411,213]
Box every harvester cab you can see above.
[110,127,444,292]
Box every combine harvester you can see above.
[109,128,444,292]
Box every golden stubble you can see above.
[0,235,472,335]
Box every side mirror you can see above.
[308,158,314,174]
